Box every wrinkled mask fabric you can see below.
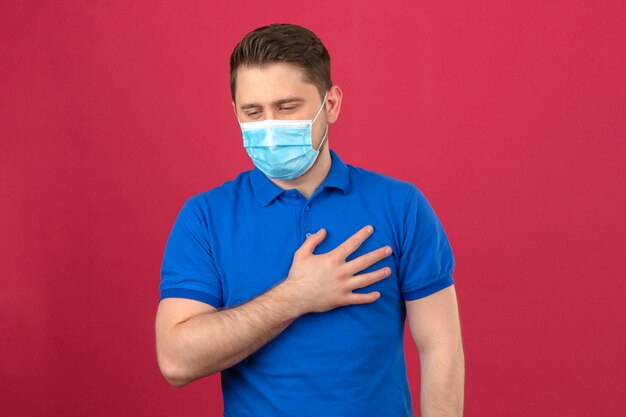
[238,94,328,180]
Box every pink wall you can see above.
[2,1,625,415]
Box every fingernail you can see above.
[385,247,392,255]
[366,226,373,234]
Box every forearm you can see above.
[420,347,465,417]
[161,281,301,386]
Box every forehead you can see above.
[234,62,318,104]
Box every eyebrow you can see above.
[239,97,305,111]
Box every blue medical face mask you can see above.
[238,94,328,180]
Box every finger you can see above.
[344,245,392,275]
[297,228,327,255]
[345,291,381,305]
[349,267,391,290]
[332,225,374,260]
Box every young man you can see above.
[156,24,464,417]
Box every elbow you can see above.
[157,352,221,387]
[163,372,190,388]
[157,350,194,388]
[156,334,194,387]
[155,327,222,387]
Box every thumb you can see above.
[299,228,326,254]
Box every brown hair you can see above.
[230,23,332,101]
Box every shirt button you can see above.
[305,232,312,238]
[305,206,310,211]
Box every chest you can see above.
[211,192,404,313]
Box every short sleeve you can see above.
[159,198,223,308]
[398,184,455,300]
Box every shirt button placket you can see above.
[303,202,312,239]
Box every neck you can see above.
[269,146,332,200]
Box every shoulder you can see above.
[177,170,254,223]
[186,170,253,207]
[347,163,420,202]
[345,163,439,227]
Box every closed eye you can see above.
[278,105,298,113]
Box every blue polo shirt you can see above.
[160,149,455,417]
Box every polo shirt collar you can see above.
[323,149,350,193]
[249,148,350,207]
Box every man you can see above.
[156,23,464,417]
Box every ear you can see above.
[325,85,343,124]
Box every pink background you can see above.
[2,1,625,415]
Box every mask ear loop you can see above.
[316,124,329,151]
[312,92,329,151]
[312,92,329,124]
